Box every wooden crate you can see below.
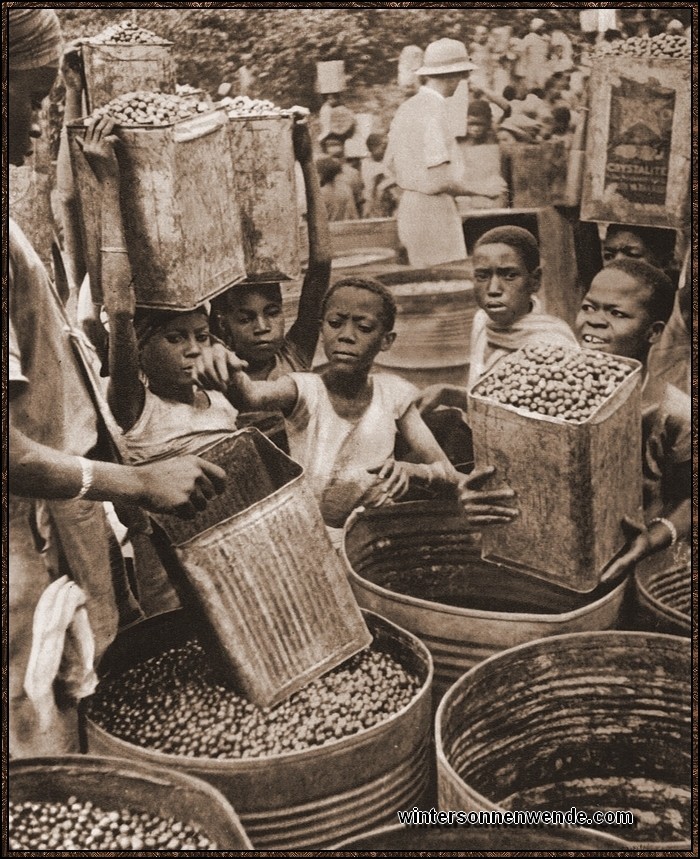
[581,56,691,229]
[68,111,246,309]
[502,140,569,208]
[82,42,176,113]
[468,354,643,592]
[152,429,372,707]
[225,114,301,282]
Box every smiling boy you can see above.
[575,258,691,576]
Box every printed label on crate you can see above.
[604,76,675,206]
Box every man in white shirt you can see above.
[385,38,504,267]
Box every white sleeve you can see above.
[423,118,451,169]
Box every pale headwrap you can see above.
[8,9,63,71]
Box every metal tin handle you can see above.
[173,110,226,142]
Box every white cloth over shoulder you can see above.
[468,297,579,389]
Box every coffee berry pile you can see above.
[88,19,170,46]
[594,32,690,59]
[221,94,289,117]
[84,91,198,126]
[473,344,634,423]
[9,799,217,851]
[88,641,421,759]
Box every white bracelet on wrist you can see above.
[75,457,94,500]
[649,517,677,547]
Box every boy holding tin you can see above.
[575,258,691,578]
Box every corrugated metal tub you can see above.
[332,820,628,850]
[373,267,475,389]
[341,501,628,702]
[9,755,252,849]
[632,545,691,636]
[436,631,692,849]
[83,609,433,849]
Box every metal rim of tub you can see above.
[373,267,475,370]
[435,630,692,851]
[633,548,691,634]
[342,502,628,623]
[87,611,433,764]
[9,754,252,849]
[330,820,630,850]
[84,609,434,849]
[341,502,629,694]
[344,540,627,624]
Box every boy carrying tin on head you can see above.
[210,114,332,450]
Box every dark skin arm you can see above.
[56,42,88,294]
[286,113,332,366]
[9,406,226,518]
[75,115,145,432]
[602,495,691,582]
[414,383,469,415]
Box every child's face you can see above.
[539,113,554,138]
[602,230,655,267]
[472,243,539,327]
[324,139,345,163]
[139,312,210,396]
[466,117,490,144]
[368,139,387,162]
[322,286,394,374]
[219,289,285,368]
[575,269,657,361]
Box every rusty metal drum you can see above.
[84,609,433,849]
[436,631,692,849]
[342,501,628,703]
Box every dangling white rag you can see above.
[24,575,98,734]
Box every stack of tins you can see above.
[373,267,477,389]
[223,108,301,283]
[81,22,176,113]
[10,756,251,849]
[150,428,371,708]
[67,109,246,309]
[436,631,692,849]
[341,501,627,703]
[581,54,691,231]
[468,347,643,592]
[83,610,433,849]
[632,545,691,636]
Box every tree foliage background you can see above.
[56,6,688,109]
